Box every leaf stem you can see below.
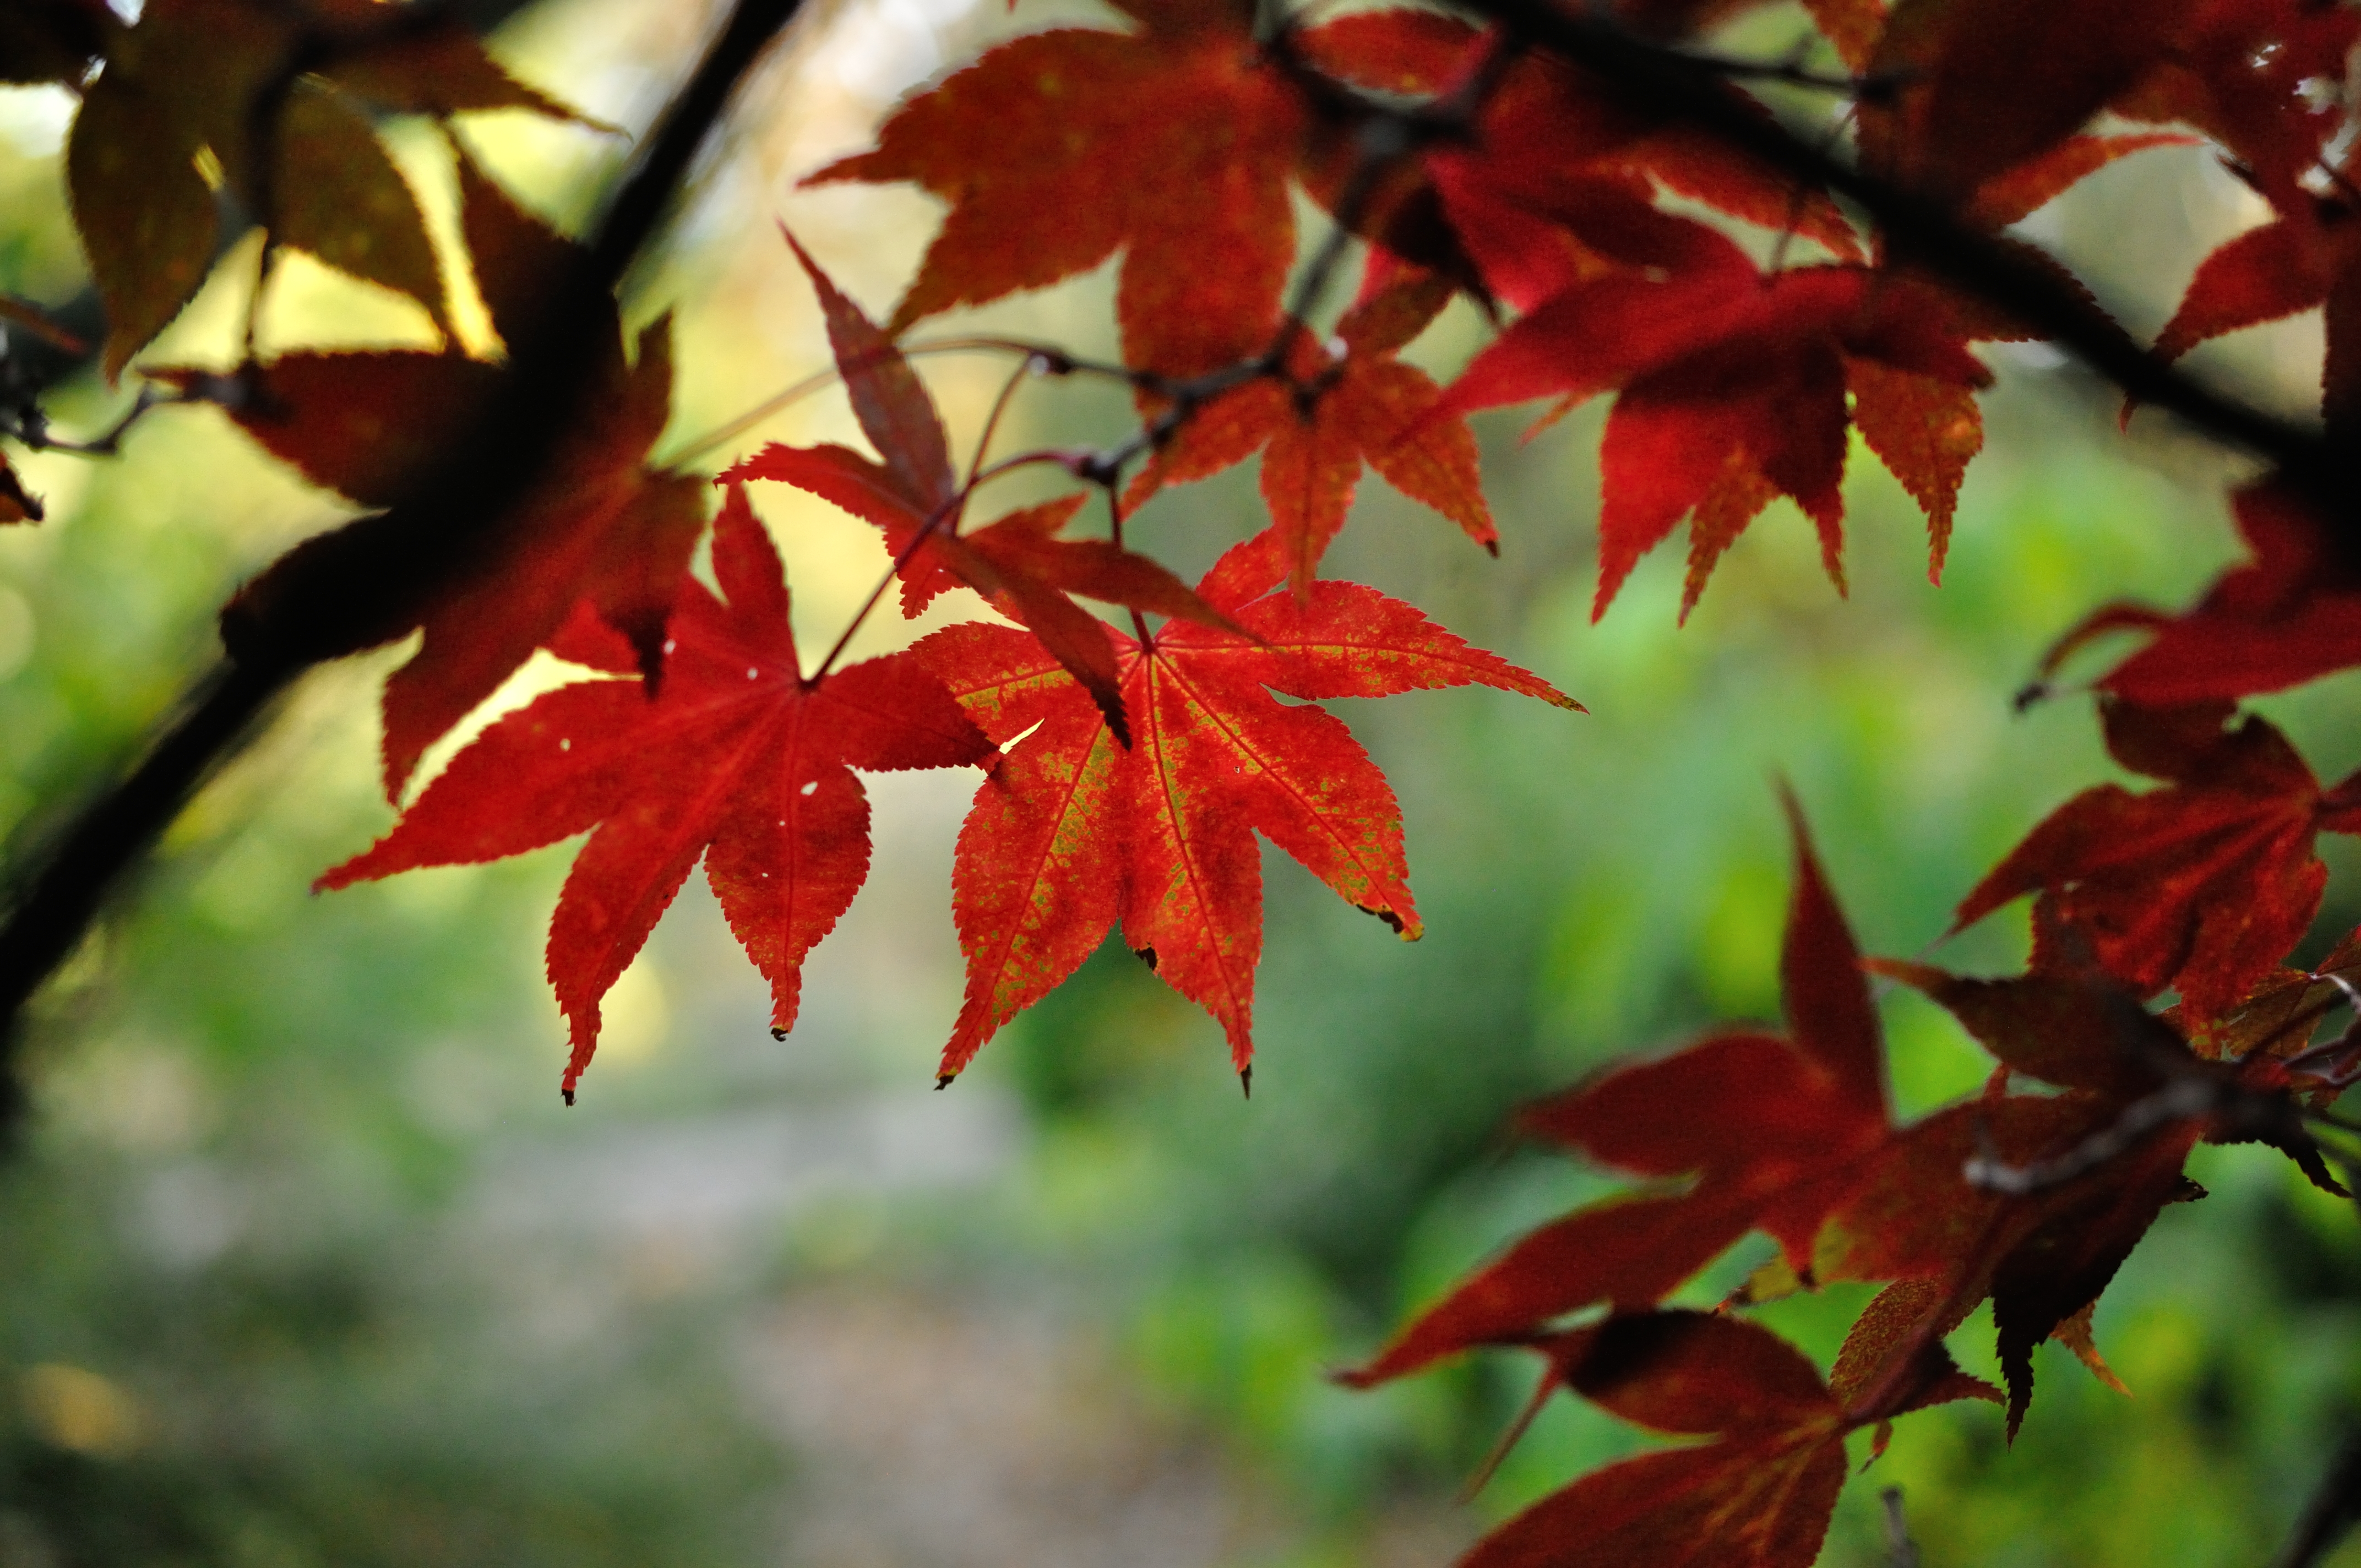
[656,336,1141,471]
[802,449,1070,687]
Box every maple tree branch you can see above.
[1962,1077,2219,1196]
[1881,1487,1922,1568]
[2275,1428,2361,1568]
[3,382,191,460]
[1448,0,2358,532]
[0,0,810,1107]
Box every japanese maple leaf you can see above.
[1857,0,2193,203]
[1821,958,2332,1430]
[725,232,1238,744]
[1458,1310,1989,1568]
[1295,8,1866,302]
[167,150,705,795]
[2114,0,2361,216]
[913,527,1575,1084]
[2172,923,2361,1068]
[1122,273,1493,591]
[806,0,1306,378]
[1426,121,2162,600]
[2148,206,2361,431]
[1435,213,1990,617]
[810,3,1864,373]
[0,457,38,524]
[320,484,995,1100]
[2072,481,2361,704]
[1342,805,1890,1386]
[1950,695,2361,1022]
[66,0,594,377]
[1416,128,2172,602]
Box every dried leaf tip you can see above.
[561,1088,575,1107]
[935,1072,956,1091]
[1239,1065,1252,1099]
[770,1026,788,1041]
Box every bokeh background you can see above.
[1,1,2358,1564]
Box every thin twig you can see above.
[655,335,1141,470]
[2275,1430,2361,1568]
[802,449,1076,686]
[1882,1487,1921,1568]
[1963,1076,2219,1195]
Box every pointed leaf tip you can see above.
[1778,790,1887,1114]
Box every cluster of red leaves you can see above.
[1350,808,2352,1564]
[26,0,2361,1560]
[1288,1,2361,1562]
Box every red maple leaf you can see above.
[1296,8,1865,297]
[804,0,1308,378]
[808,3,1865,375]
[172,150,705,796]
[1819,956,2336,1431]
[1857,0,2193,203]
[1950,695,2361,1022]
[1123,271,1494,591]
[2071,481,2361,704]
[2150,208,2361,433]
[1434,211,1990,616]
[915,527,1575,1083]
[319,484,995,1100]
[2114,0,2361,217]
[1464,1313,1853,1568]
[1454,1309,1992,1568]
[724,232,1237,744]
[1341,804,1889,1386]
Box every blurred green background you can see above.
[1,1,2358,1564]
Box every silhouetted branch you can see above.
[1882,1487,1922,1568]
[1451,0,2353,530]
[0,0,810,1116]
[2277,1429,2361,1568]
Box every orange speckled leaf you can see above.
[807,1,1297,375]
[1847,355,1983,582]
[917,527,1574,1080]
[1128,279,1492,589]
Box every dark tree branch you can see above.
[2277,1429,2361,1568]
[1882,1487,1922,1568]
[1450,0,2354,530]
[0,0,809,1116]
